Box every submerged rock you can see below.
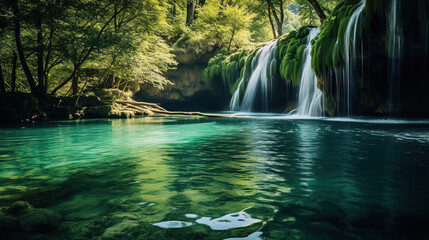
[100,219,140,240]
[5,201,32,215]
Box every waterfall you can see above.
[294,28,322,117]
[229,40,278,112]
[229,76,243,111]
[340,0,366,116]
[387,0,402,113]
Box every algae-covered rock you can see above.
[6,201,33,215]
[277,27,311,86]
[100,219,140,240]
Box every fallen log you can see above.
[115,100,167,112]
[114,99,239,118]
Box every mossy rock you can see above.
[5,201,32,215]
[311,0,362,76]
[100,219,140,240]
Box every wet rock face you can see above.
[135,63,228,111]
[313,0,429,117]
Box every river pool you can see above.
[0,117,428,239]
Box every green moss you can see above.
[311,0,362,76]
[203,46,262,97]
[204,26,312,97]
[277,26,311,86]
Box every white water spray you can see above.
[294,28,322,117]
[229,40,278,112]
[387,0,403,113]
[341,0,366,116]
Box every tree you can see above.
[266,0,285,37]
[0,0,342,102]
[307,0,326,23]
[186,0,194,26]
[10,0,42,99]
[223,5,255,51]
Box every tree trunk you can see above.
[71,71,78,95]
[0,64,5,94]
[44,26,55,90]
[267,3,277,39]
[280,0,284,29]
[11,51,17,92]
[227,26,236,51]
[307,0,326,24]
[10,0,40,99]
[186,0,194,26]
[36,18,44,90]
[267,0,283,37]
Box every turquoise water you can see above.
[0,117,428,239]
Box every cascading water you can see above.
[339,0,366,116]
[294,28,322,117]
[230,66,245,111]
[387,0,403,113]
[229,40,278,112]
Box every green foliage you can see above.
[1,0,360,100]
[190,0,256,51]
[283,9,302,34]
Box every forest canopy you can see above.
[0,0,338,102]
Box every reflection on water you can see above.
[0,117,428,239]
[196,211,261,230]
[153,220,193,229]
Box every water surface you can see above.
[0,117,428,239]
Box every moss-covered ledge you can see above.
[311,0,362,81]
[277,27,312,86]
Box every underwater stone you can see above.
[6,201,32,215]
[100,219,140,240]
